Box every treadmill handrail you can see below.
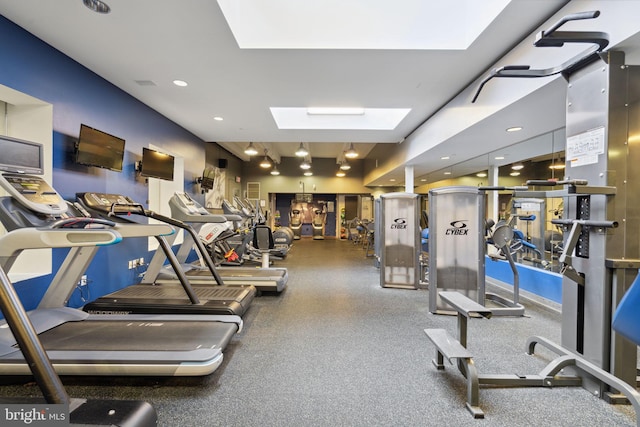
[0,265,69,404]
[0,227,121,257]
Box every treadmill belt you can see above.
[36,320,237,351]
[105,284,252,301]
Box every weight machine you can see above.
[426,11,640,422]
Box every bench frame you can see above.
[424,291,492,418]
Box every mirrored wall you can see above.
[419,128,567,273]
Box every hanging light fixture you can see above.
[511,163,524,170]
[336,170,346,177]
[300,159,311,170]
[244,142,258,156]
[339,160,351,171]
[270,164,280,175]
[303,170,313,176]
[259,149,272,168]
[295,143,309,157]
[344,143,358,159]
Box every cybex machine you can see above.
[425,12,640,421]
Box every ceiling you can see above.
[2,0,637,186]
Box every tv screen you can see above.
[75,124,125,172]
[140,147,174,181]
[200,168,215,190]
[0,135,43,175]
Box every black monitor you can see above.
[75,124,125,172]
[140,147,174,181]
[200,168,215,190]
[0,135,44,175]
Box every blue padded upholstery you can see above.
[612,271,640,346]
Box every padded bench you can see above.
[424,291,492,418]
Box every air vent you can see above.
[135,80,157,86]
[246,182,260,200]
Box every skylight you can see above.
[270,107,411,130]
[217,0,511,50]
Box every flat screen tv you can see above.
[140,147,174,181]
[0,135,44,175]
[200,168,215,190]
[75,124,125,172]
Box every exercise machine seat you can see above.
[612,272,640,346]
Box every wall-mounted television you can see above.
[200,168,215,190]
[0,135,44,175]
[140,147,174,181]
[75,124,125,172]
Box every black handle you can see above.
[552,219,618,228]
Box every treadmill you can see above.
[0,169,241,377]
[76,192,256,316]
[0,259,157,426]
[146,192,288,293]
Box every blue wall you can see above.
[0,16,208,310]
[485,256,563,304]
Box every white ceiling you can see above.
[1,0,638,186]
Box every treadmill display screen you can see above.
[0,135,44,175]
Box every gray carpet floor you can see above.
[0,238,637,426]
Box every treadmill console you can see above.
[0,173,67,215]
[170,192,227,224]
[77,192,143,215]
[173,192,209,215]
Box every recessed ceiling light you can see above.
[444,171,452,175]
[476,172,487,178]
[549,163,566,170]
[494,156,505,160]
[83,0,110,14]
[420,178,427,182]
[173,80,188,87]
[390,178,396,182]
[506,126,522,132]
[213,116,224,121]
[511,164,524,170]
[440,156,450,160]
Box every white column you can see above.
[488,165,499,223]
[405,165,414,193]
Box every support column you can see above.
[487,165,499,222]
[405,165,414,193]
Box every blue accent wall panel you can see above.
[0,16,207,311]
[485,256,563,304]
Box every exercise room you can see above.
[0,1,639,426]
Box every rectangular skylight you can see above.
[217,0,511,50]
[270,107,411,130]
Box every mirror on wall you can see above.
[420,128,567,273]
